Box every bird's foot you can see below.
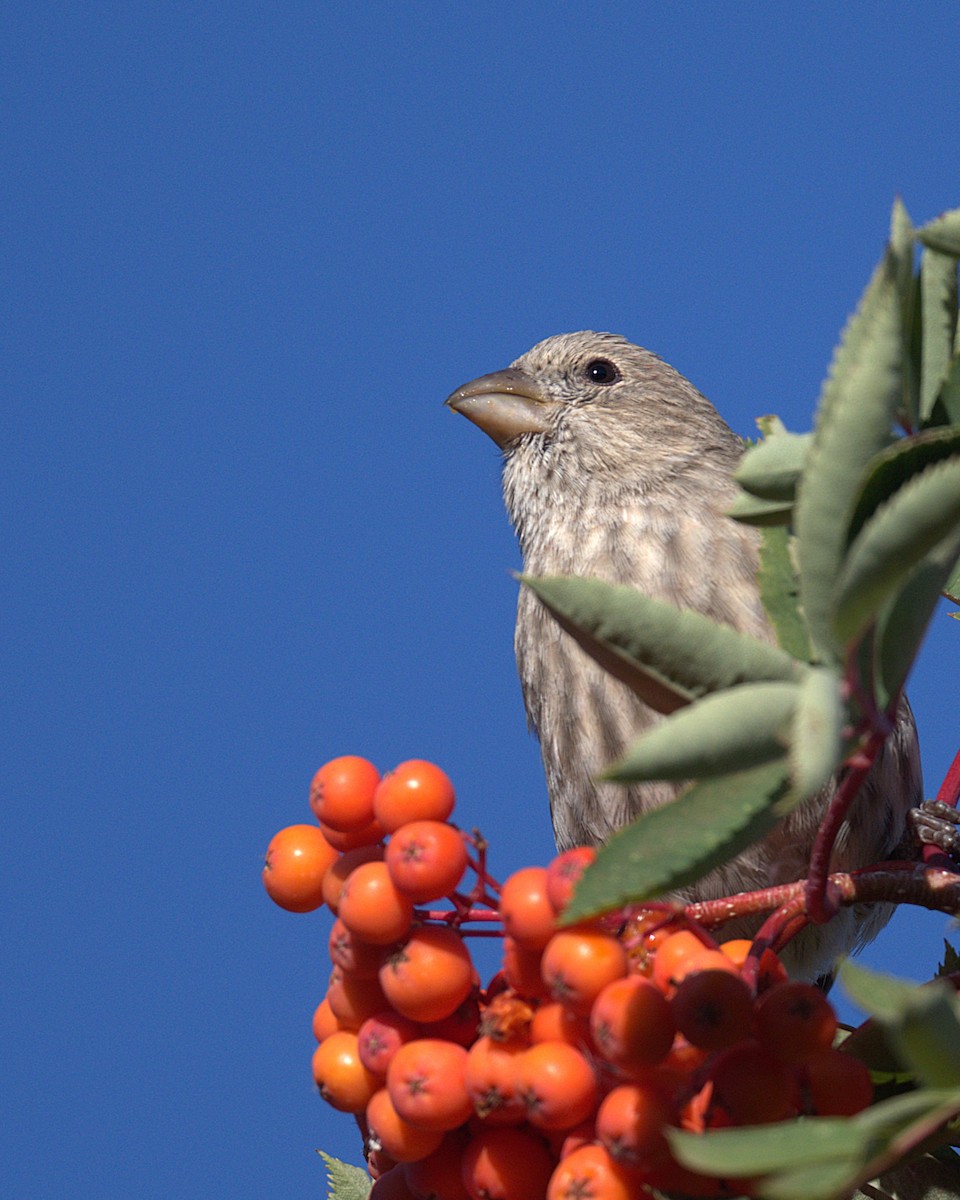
[908,799,960,859]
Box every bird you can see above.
[446,331,922,978]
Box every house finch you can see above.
[446,331,922,977]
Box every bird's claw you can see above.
[909,799,960,858]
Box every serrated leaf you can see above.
[918,207,960,256]
[758,526,812,661]
[832,456,960,644]
[946,556,960,605]
[317,1152,371,1200]
[840,962,960,1088]
[845,427,960,548]
[667,1117,861,1177]
[920,249,959,422]
[562,760,792,919]
[875,524,960,705]
[930,353,960,425]
[938,940,960,977]
[795,250,904,662]
[790,666,844,800]
[519,575,799,716]
[669,1088,960,1200]
[890,196,915,272]
[757,413,790,438]
[891,198,921,432]
[734,432,813,501]
[727,492,794,526]
[605,682,798,782]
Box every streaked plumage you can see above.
[448,332,921,977]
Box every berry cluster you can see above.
[263,756,874,1200]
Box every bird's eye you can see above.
[584,358,620,385]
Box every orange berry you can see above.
[322,843,384,913]
[310,755,381,831]
[672,969,756,1051]
[595,1082,673,1171]
[541,929,627,1015]
[589,974,675,1069]
[312,997,341,1042]
[516,1041,599,1131]
[710,1042,797,1125]
[369,1164,419,1199]
[319,815,386,851]
[366,1087,444,1163]
[374,760,456,832]
[461,1127,555,1200]
[387,1039,472,1132]
[311,1030,381,1113]
[338,861,415,944]
[545,846,597,914]
[652,931,737,995]
[379,925,474,1023]
[326,967,389,1030]
[328,916,386,979]
[801,1047,873,1115]
[501,937,548,1000]
[464,1035,526,1125]
[499,866,556,949]
[385,820,468,903]
[552,1118,595,1162]
[358,1011,421,1074]
[756,981,838,1065]
[367,1149,400,1182]
[262,824,338,912]
[420,992,481,1048]
[720,939,788,988]
[547,1143,641,1200]
[404,1128,471,1200]
[530,1001,593,1050]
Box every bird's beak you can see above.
[445,368,553,448]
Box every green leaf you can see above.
[840,962,960,1088]
[519,575,799,716]
[891,198,920,432]
[727,492,794,526]
[875,523,960,705]
[795,249,904,662]
[831,455,960,644]
[920,249,959,422]
[734,431,813,501]
[930,352,960,425]
[845,426,960,548]
[667,1117,861,1177]
[918,207,960,256]
[946,556,960,605]
[669,1088,960,1200]
[317,1152,371,1200]
[562,760,792,919]
[604,682,798,782]
[938,940,960,977]
[758,526,812,661]
[790,666,844,800]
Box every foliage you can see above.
[318,1151,372,1200]
[305,201,960,1199]
[540,201,960,925]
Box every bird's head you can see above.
[445,331,731,476]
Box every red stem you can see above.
[804,728,887,924]
[414,905,502,926]
[921,746,960,867]
[935,747,960,808]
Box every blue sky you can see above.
[4,4,959,1196]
